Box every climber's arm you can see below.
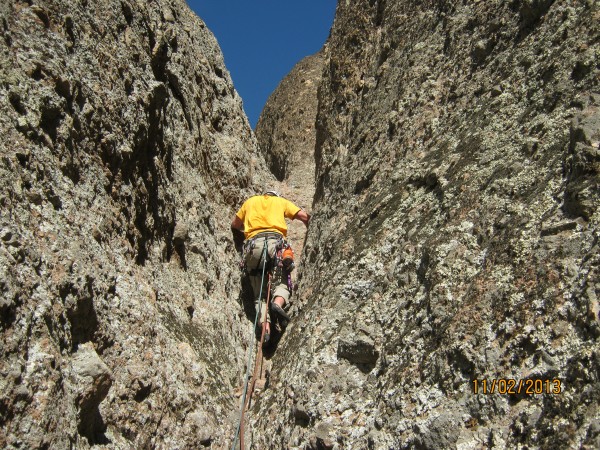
[294,210,310,227]
[231,215,244,231]
[231,215,245,252]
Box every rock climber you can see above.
[231,190,310,344]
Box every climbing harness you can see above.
[241,233,282,274]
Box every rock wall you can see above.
[252,0,599,448]
[0,0,271,448]
[2,0,599,448]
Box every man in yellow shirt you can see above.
[231,190,309,342]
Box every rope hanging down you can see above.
[232,239,269,450]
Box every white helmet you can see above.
[264,189,281,197]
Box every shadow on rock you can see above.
[263,316,288,359]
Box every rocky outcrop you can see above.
[255,51,324,265]
[0,1,271,448]
[255,50,323,185]
[252,1,600,448]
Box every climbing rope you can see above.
[232,239,269,450]
[246,272,272,410]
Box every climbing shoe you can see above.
[262,332,270,348]
[271,303,291,321]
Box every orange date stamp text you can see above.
[472,378,562,395]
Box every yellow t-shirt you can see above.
[236,195,301,239]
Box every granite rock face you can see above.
[3,0,599,448]
[252,1,600,448]
[0,0,271,448]
[255,50,323,185]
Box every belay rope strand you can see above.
[247,272,272,410]
[232,239,269,450]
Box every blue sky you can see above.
[185,1,336,129]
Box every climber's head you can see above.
[264,189,281,197]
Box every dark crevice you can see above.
[78,406,110,446]
[354,169,376,195]
[8,92,26,115]
[39,102,63,143]
[167,71,193,131]
[513,0,556,41]
[571,61,591,82]
[151,40,169,82]
[33,7,50,28]
[0,293,18,329]
[133,384,152,402]
[31,66,45,81]
[66,295,99,351]
[121,0,134,25]
[64,15,75,47]
[416,249,432,294]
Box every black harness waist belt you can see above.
[249,232,284,241]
